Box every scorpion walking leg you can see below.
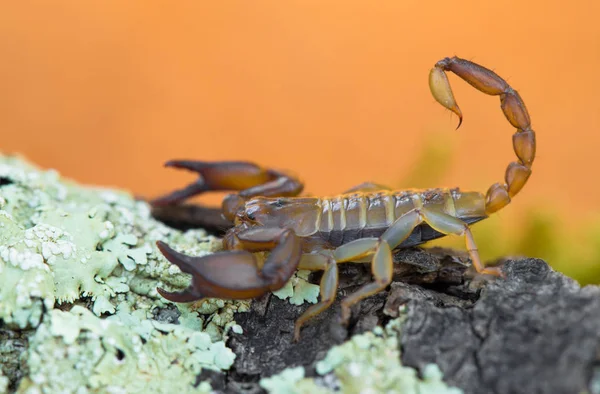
[293,253,338,341]
[332,206,500,324]
[419,207,502,276]
[156,227,302,302]
[333,210,423,324]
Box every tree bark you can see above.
[207,250,600,394]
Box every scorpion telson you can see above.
[152,56,536,341]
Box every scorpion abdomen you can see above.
[317,188,487,248]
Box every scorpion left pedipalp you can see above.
[157,227,302,301]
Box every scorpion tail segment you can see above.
[151,160,275,206]
[429,67,463,129]
[432,56,536,215]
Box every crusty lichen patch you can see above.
[0,154,246,390]
[0,369,8,394]
[17,306,224,393]
[260,314,463,394]
[272,270,320,305]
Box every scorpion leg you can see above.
[293,252,338,341]
[333,210,423,324]
[419,207,503,276]
[333,206,502,325]
[156,227,302,301]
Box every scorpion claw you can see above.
[156,240,204,275]
[163,160,204,170]
[151,182,208,206]
[156,232,302,301]
[152,160,275,206]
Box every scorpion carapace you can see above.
[152,56,536,341]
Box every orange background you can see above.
[1,2,599,248]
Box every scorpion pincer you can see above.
[151,56,536,341]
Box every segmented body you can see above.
[241,187,487,249]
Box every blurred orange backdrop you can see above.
[1,1,599,268]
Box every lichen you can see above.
[259,367,313,394]
[16,306,219,393]
[260,314,463,394]
[272,270,320,305]
[590,366,600,394]
[0,369,7,394]
[0,154,246,390]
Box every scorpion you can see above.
[151,56,536,341]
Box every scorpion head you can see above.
[237,197,320,237]
[222,195,298,227]
[239,197,278,227]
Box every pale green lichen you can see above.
[0,368,7,394]
[260,367,310,394]
[260,315,463,394]
[272,270,320,305]
[0,154,247,390]
[16,306,219,393]
[0,154,233,323]
[590,366,600,394]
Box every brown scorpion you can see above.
[151,56,536,341]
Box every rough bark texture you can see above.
[211,251,599,394]
[399,257,600,394]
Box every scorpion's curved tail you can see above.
[429,56,536,215]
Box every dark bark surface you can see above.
[399,258,600,394]
[216,251,600,394]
